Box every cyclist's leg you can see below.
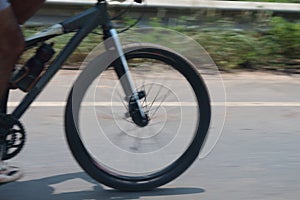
[0,3,24,184]
[10,0,45,24]
[0,5,24,101]
[0,0,45,184]
[0,0,45,100]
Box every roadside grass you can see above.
[21,16,300,72]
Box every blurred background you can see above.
[23,0,300,72]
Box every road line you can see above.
[223,102,300,107]
[7,101,300,107]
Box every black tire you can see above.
[65,43,211,191]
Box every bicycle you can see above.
[0,0,211,191]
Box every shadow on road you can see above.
[0,172,205,200]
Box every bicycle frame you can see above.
[10,0,145,120]
[0,1,212,188]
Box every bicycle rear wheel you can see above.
[65,43,211,191]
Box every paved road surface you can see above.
[0,71,299,200]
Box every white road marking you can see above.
[7,101,300,107]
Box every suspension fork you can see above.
[104,27,149,126]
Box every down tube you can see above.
[12,22,100,119]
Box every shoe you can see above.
[0,165,23,184]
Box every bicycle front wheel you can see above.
[65,43,211,191]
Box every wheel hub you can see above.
[128,91,149,127]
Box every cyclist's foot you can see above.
[0,164,23,184]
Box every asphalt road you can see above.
[0,70,299,200]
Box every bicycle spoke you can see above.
[147,83,164,113]
[116,87,129,112]
[149,89,172,119]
